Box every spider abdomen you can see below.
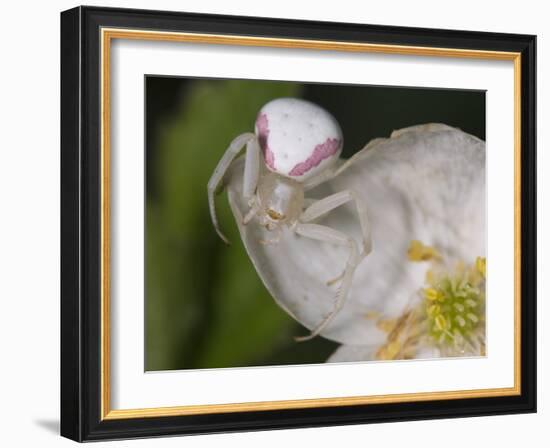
[255,98,343,182]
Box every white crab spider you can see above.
[208,98,372,341]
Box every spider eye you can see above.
[267,209,285,220]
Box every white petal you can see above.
[226,124,485,346]
[414,346,443,359]
[327,344,442,363]
[326,344,378,363]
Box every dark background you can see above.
[145,76,485,371]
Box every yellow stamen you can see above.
[424,288,442,302]
[376,340,402,360]
[365,311,381,320]
[425,269,435,285]
[435,315,447,331]
[407,240,441,262]
[476,257,486,278]
[455,303,465,312]
[376,318,397,333]
[386,340,401,358]
[427,304,440,316]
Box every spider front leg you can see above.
[207,132,260,244]
[293,223,359,341]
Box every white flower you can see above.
[225,123,485,361]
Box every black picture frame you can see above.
[61,5,536,442]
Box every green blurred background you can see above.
[145,77,485,371]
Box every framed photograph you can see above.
[60,6,536,441]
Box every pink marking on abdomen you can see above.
[288,138,341,177]
[256,113,275,170]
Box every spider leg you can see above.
[302,197,317,209]
[242,201,260,225]
[207,132,258,244]
[242,137,261,202]
[300,189,372,298]
[301,189,372,259]
[326,271,345,286]
[293,223,359,341]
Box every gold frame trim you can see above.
[100,28,522,421]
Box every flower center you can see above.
[374,241,486,360]
[422,258,485,354]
